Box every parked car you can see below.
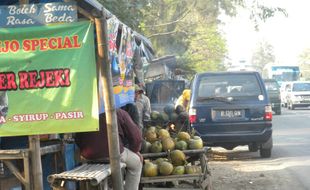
[264,79,281,115]
[189,71,273,158]
[285,81,310,110]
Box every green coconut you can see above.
[159,161,174,176]
[188,136,203,150]
[177,132,191,142]
[164,105,175,115]
[143,162,158,177]
[161,112,169,122]
[170,150,186,166]
[185,165,201,174]
[151,111,160,120]
[158,129,170,139]
[169,112,179,123]
[144,129,157,143]
[153,158,169,166]
[150,141,163,153]
[141,140,152,153]
[175,140,188,150]
[162,137,175,151]
[172,166,185,175]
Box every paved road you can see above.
[272,107,310,189]
[209,107,310,190]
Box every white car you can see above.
[285,81,310,110]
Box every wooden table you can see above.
[0,141,62,190]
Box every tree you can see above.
[181,24,226,73]
[247,0,288,31]
[98,0,285,78]
[251,41,275,70]
[97,0,150,29]
[299,48,310,80]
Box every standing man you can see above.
[135,84,151,130]
[75,109,143,190]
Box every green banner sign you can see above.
[0,21,99,137]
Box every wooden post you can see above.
[19,0,29,4]
[29,135,44,190]
[94,12,124,190]
[19,1,43,190]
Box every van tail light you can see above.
[264,105,272,121]
[189,108,197,124]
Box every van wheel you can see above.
[288,103,291,110]
[260,148,271,158]
[248,144,258,152]
[275,109,281,115]
[291,104,295,110]
[260,136,273,158]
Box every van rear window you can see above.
[198,74,262,98]
[292,83,310,91]
[264,81,280,91]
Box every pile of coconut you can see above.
[141,104,205,177]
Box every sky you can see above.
[222,0,310,66]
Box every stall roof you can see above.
[151,55,176,69]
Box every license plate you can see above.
[220,110,242,118]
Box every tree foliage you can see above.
[299,48,310,80]
[247,0,288,31]
[98,0,285,78]
[251,41,275,69]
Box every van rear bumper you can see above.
[292,102,310,107]
[192,122,272,144]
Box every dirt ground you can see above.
[208,147,302,190]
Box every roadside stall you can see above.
[0,0,153,190]
[0,1,98,189]
[139,107,212,190]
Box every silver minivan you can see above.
[285,81,310,110]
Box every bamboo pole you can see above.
[94,12,124,190]
[29,135,44,190]
[23,151,31,190]
[18,2,43,190]
[3,161,27,186]
[19,0,29,4]
[19,1,44,190]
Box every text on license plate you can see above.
[220,110,242,118]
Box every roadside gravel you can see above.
[209,147,303,190]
